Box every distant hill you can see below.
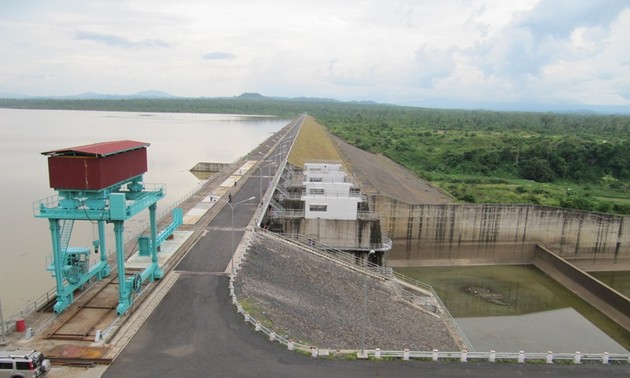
[2,90,627,114]
[61,90,176,100]
[236,92,266,99]
[0,90,177,100]
[0,92,29,99]
[235,92,348,104]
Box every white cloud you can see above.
[74,31,170,49]
[203,52,237,60]
[0,0,628,109]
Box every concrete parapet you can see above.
[533,245,630,332]
[378,199,630,261]
[190,162,230,173]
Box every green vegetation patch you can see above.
[288,116,345,167]
[3,97,629,214]
[317,108,630,215]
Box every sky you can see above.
[1,0,629,111]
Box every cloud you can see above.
[459,0,630,102]
[412,46,457,88]
[515,0,628,40]
[0,0,628,109]
[477,0,629,75]
[74,31,169,49]
[203,51,237,60]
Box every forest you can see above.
[315,105,630,215]
[2,96,629,214]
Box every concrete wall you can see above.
[304,196,360,220]
[190,162,230,172]
[533,246,630,332]
[374,196,630,263]
[278,217,378,250]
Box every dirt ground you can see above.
[330,133,453,204]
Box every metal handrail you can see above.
[257,231,474,350]
[267,209,304,219]
[1,286,57,333]
[229,236,629,363]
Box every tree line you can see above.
[2,97,629,213]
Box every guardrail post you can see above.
[489,350,496,362]
[602,352,609,364]
[311,347,318,357]
[244,313,250,323]
[518,351,525,363]
[574,351,581,364]
[546,351,553,364]
[232,296,237,305]
[255,322,261,332]
[374,348,381,359]
[269,331,276,341]
[432,349,438,361]
[288,340,294,351]
[460,350,467,363]
[403,349,410,361]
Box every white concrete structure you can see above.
[302,162,362,220]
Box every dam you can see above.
[1,113,629,377]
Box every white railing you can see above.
[247,230,474,351]
[228,242,630,364]
[295,244,471,350]
[267,209,305,219]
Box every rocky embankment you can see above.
[234,233,459,351]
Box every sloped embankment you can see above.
[234,233,459,351]
[289,115,452,204]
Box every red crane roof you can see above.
[42,140,150,158]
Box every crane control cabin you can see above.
[35,140,180,315]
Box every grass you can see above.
[429,172,630,213]
[238,298,274,329]
[289,116,630,215]
[288,116,346,167]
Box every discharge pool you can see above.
[395,265,630,353]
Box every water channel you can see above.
[0,108,289,316]
[591,271,630,298]
[395,265,630,352]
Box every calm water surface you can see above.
[591,271,630,297]
[0,108,289,316]
[395,265,630,352]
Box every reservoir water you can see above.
[395,265,630,352]
[0,108,289,316]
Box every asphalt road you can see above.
[103,140,630,377]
